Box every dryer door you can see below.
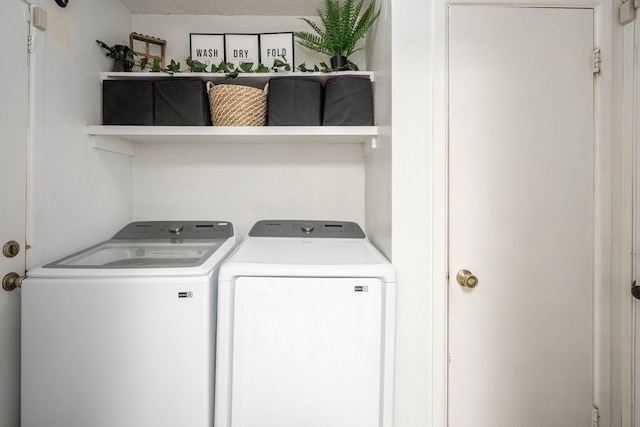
[230,276,384,427]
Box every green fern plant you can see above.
[294,0,380,60]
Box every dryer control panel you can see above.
[248,220,365,238]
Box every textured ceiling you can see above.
[119,0,327,16]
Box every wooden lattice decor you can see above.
[129,32,166,71]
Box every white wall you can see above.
[132,142,366,236]
[365,0,392,258]
[28,0,134,268]
[388,1,435,426]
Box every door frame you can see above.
[1,1,32,427]
[430,1,625,426]
[630,8,640,427]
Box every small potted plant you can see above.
[294,0,380,71]
[96,40,135,72]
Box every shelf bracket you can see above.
[90,135,136,157]
[363,135,377,157]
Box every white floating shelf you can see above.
[88,126,378,156]
[93,71,377,156]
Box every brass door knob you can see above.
[2,272,25,291]
[456,269,478,288]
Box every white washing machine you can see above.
[215,220,396,427]
[22,221,239,427]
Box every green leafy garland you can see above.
[134,56,292,78]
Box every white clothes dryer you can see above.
[215,220,396,427]
[22,221,239,427]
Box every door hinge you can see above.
[27,35,33,54]
[592,48,601,75]
[620,0,637,25]
[591,405,599,427]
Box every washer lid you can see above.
[32,221,238,274]
[46,240,222,269]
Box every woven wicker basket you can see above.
[206,81,268,126]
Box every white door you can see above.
[0,1,29,426]
[448,6,595,427]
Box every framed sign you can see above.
[190,33,225,67]
[224,34,260,69]
[260,32,294,69]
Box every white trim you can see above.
[25,0,45,270]
[593,2,617,426]
[431,0,449,426]
[609,1,636,426]
[432,1,618,426]
[445,0,602,6]
[633,8,640,426]
[622,5,639,426]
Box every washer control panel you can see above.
[113,221,234,240]
[248,220,365,238]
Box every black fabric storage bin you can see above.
[102,80,154,125]
[322,77,373,126]
[268,78,322,126]
[153,79,212,126]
